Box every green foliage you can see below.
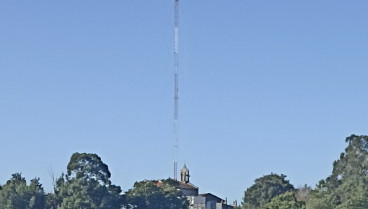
[67,153,111,185]
[261,192,305,209]
[307,135,368,209]
[0,173,46,209]
[52,152,125,209]
[242,173,294,209]
[125,178,189,209]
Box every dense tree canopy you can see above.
[307,135,368,209]
[0,173,46,209]
[52,153,125,209]
[261,192,305,209]
[67,153,111,185]
[242,173,294,209]
[240,135,368,209]
[125,178,188,209]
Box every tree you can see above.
[52,152,125,209]
[125,178,189,209]
[0,173,46,209]
[307,135,368,209]
[66,152,111,184]
[242,173,294,209]
[262,192,305,209]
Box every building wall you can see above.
[216,203,234,209]
[189,195,233,209]
[181,187,199,196]
[206,200,216,209]
[190,196,205,209]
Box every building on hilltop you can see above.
[178,165,234,209]
[178,164,199,196]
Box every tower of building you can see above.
[180,164,190,183]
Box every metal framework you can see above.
[173,0,179,181]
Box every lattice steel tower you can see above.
[173,0,179,181]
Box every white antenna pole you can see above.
[174,0,179,181]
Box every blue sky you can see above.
[1,0,368,203]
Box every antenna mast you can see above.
[173,0,179,181]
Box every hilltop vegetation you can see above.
[0,153,187,209]
[242,135,368,209]
[1,135,367,208]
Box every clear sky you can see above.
[1,0,368,203]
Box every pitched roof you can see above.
[179,181,198,190]
[199,193,223,202]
